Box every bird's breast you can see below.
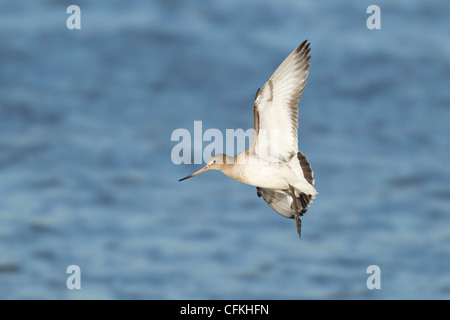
[224,162,289,190]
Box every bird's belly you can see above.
[239,164,289,190]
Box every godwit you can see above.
[179,40,317,238]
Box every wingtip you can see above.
[254,88,261,101]
[296,40,309,53]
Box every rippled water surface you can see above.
[0,0,449,299]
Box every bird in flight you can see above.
[179,40,316,238]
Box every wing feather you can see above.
[249,41,311,163]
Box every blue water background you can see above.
[0,0,449,299]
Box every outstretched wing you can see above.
[249,41,311,163]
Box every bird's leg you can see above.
[289,185,302,239]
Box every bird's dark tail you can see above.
[297,151,314,186]
[290,152,315,215]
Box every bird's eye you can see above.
[213,160,216,163]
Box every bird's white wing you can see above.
[249,41,311,163]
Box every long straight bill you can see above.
[178,166,209,182]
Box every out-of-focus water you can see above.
[0,0,449,299]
